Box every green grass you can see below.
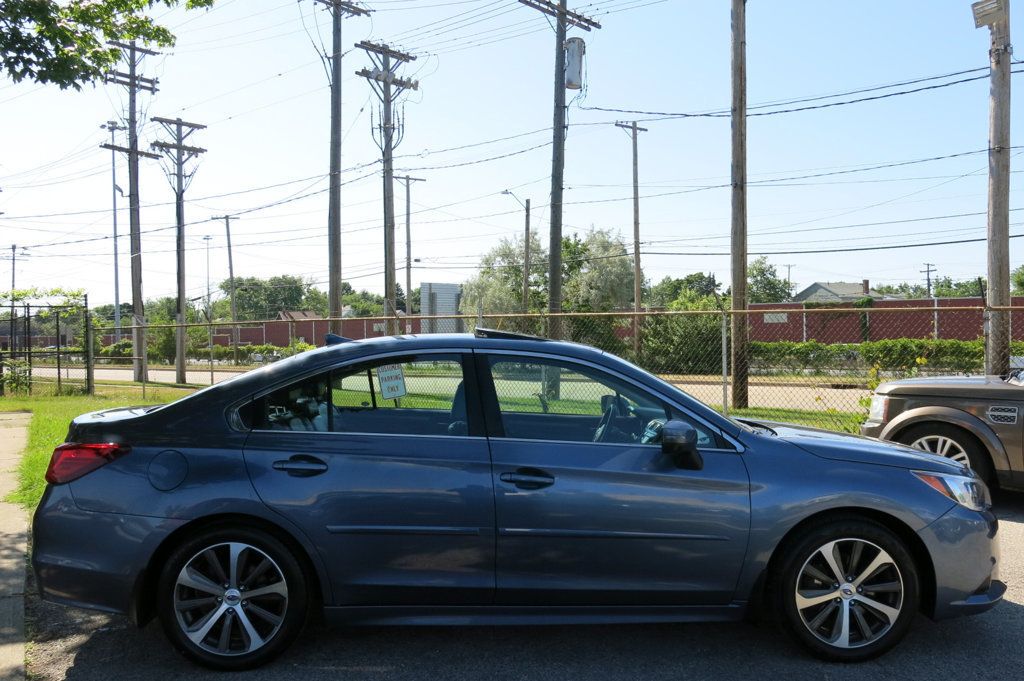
[726,406,864,434]
[1,386,190,509]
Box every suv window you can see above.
[487,356,719,446]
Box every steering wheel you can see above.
[592,397,621,443]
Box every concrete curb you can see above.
[0,412,30,681]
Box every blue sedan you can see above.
[32,330,1003,669]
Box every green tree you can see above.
[647,273,719,308]
[875,282,928,298]
[933,276,985,298]
[461,231,549,314]
[563,229,634,312]
[1,1,214,89]
[747,256,791,303]
[1014,266,1024,295]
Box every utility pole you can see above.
[616,120,647,354]
[314,1,369,333]
[8,244,15,357]
[730,0,749,410]
[397,175,426,320]
[783,264,795,297]
[974,0,1013,375]
[213,216,240,365]
[356,41,419,333]
[101,121,126,341]
[152,116,207,385]
[103,41,161,382]
[519,0,601,339]
[921,263,937,297]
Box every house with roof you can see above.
[791,280,892,303]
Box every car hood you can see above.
[755,421,966,475]
[876,374,1019,400]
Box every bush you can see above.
[749,338,986,376]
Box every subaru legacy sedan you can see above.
[33,330,1002,669]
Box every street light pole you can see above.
[502,190,532,313]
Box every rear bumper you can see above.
[918,504,1003,620]
[32,485,184,619]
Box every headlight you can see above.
[913,470,991,511]
[868,394,889,422]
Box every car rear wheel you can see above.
[774,519,919,662]
[156,526,308,670]
[897,423,993,484]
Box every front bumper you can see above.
[918,502,1003,620]
[32,484,184,619]
[860,421,883,438]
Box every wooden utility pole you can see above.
[730,0,749,409]
[356,41,418,334]
[152,116,207,385]
[213,215,240,365]
[519,0,600,339]
[975,0,1013,375]
[315,1,369,334]
[398,175,425,319]
[103,41,160,383]
[616,121,647,354]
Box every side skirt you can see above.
[324,603,748,627]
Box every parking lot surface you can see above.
[25,494,1024,681]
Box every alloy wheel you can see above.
[909,434,970,466]
[794,538,904,649]
[173,542,289,657]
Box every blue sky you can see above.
[0,0,1020,308]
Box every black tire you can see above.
[156,525,308,670]
[773,518,920,662]
[896,423,994,485]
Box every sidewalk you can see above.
[0,412,30,681]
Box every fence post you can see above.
[84,295,95,395]
[55,309,62,396]
[25,304,32,395]
[721,311,729,417]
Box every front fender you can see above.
[880,405,1010,473]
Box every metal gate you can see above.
[0,299,94,396]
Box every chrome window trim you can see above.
[480,349,742,453]
[491,436,738,454]
[248,430,488,442]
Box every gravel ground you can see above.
[25,493,1024,681]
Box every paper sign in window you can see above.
[377,364,407,400]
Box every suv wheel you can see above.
[774,518,919,662]
[897,423,993,484]
[156,526,308,670]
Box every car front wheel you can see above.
[156,526,308,670]
[774,518,919,662]
[897,423,993,484]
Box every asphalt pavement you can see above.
[22,494,1024,681]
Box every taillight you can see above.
[45,442,130,484]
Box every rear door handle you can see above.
[272,455,328,477]
[499,468,555,490]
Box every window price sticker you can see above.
[377,364,407,400]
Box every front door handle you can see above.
[500,468,555,490]
[272,455,328,477]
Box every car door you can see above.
[242,351,495,606]
[479,351,751,606]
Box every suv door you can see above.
[479,351,751,606]
[242,351,495,606]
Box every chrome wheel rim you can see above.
[909,434,970,466]
[795,538,904,649]
[173,542,288,657]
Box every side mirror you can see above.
[662,419,704,470]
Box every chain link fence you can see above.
[80,305,1024,434]
[0,301,93,397]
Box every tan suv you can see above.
[861,373,1023,491]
